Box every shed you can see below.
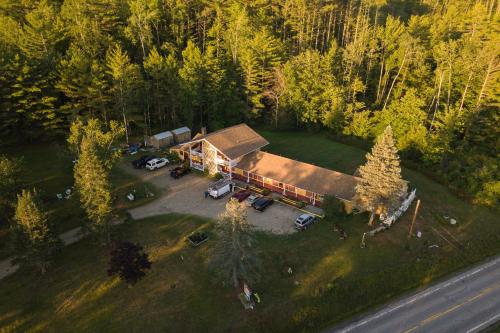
[172,126,191,144]
[149,131,174,149]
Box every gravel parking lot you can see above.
[124,164,301,234]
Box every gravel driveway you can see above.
[124,164,299,234]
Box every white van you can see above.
[208,179,234,199]
[146,157,169,170]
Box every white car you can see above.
[146,158,169,170]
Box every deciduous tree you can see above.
[108,241,152,286]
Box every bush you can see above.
[323,195,347,221]
[163,151,181,165]
[279,196,306,208]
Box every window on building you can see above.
[296,188,307,197]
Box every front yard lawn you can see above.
[0,143,160,260]
[1,207,498,332]
[0,132,498,332]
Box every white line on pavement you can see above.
[466,313,500,333]
[335,256,500,333]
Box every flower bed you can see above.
[248,185,270,196]
[187,231,209,247]
[279,196,306,208]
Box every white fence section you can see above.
[380,189,417,227]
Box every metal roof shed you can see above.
[172,126,191,144]
[149,131,174,149]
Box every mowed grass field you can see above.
[0,132,499,332]
[0,143,160,259]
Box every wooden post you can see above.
[408,199,421,238]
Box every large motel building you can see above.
[171,124,360,208]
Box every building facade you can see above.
[171,124,359,207]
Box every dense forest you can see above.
[0,0,498,206]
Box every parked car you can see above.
[245,194,259,207]
[295,214,316,230]
[252,196,274,211]
[170,166,191,179]
[232,190,251,202]
[132,155,157,169]
[145,157,169,170]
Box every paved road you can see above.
[328,255,500,333]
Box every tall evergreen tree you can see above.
[11,189,61,274]
[0,155,22,226]
[74,133,113,244]
[106,44,143,143]
[210,198,260,287]
[355,126,408,226]
[143,47,180,129]
[56,44,110,120]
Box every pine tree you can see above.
[11,189,61,274]
[56,44,110,120]
[143,47,180,129]
[355,126,408,226]
[68,118,124,169]
[74,134,113,244]
[106,44,142,143]
[239,28,283,117]
[0,155,22,226]
[210,198,260,287]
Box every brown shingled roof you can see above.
[197,123,269,160]
[237,151,360,201]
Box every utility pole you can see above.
[408,199,421,239]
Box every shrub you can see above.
[163,151,181,165]
[323,195,347,221]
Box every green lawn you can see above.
[0,133,499,332]
[0,144,160,259]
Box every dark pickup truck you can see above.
[170,166,191,179]
[132,155,157,169]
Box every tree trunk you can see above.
[376,58,385,103]
[464,56,496,139]
[119,81,129,144]
[382,50,407,110]
[429,70,444,131]
[458,71,473,116]
[368,212,375,226]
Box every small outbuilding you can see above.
[172,126,191,144]
[149,131,174,149]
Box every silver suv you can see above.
[295,214,316,230]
